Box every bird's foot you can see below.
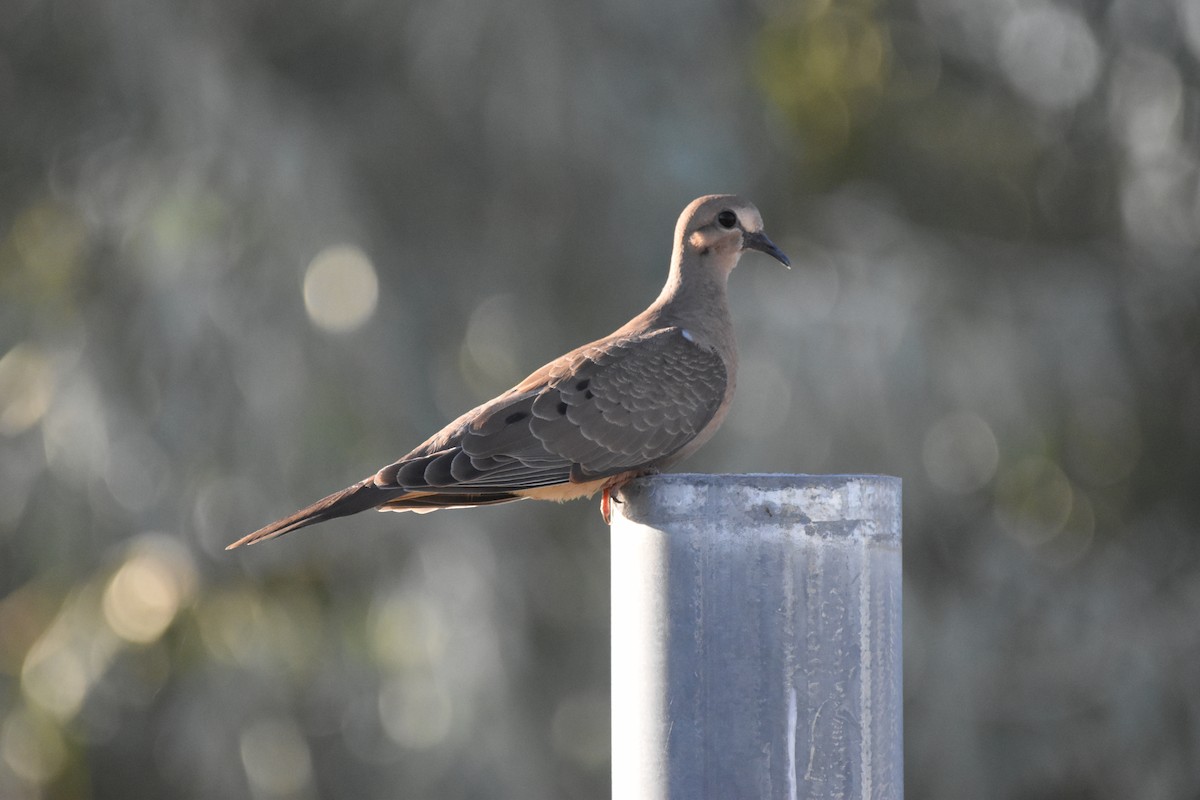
[600,485,626,525]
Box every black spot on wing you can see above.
[528,328,727,476]
[377,328,726,492]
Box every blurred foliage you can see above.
[758,0,892,178]
[1,0,1199,798]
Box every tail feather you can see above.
[226,479,395,549]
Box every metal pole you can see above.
[611,474,902,800]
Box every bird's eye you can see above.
[717,210,738,229]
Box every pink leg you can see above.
[601,487,612,525]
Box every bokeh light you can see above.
[239,718,313,796]
[922,412,999,494]
[302,244,379,334]
[20,627,91,722]
[102,548,191,644]
[995,456,1075,548]
[999,5,1100,110]
[461,293,524,393]
[1,707,66,787]
[378,675,453,749]
[0,345,54,436]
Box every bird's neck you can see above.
[644,257,736,348]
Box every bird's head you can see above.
[675,194,790,274]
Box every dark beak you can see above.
[743,230,790,267]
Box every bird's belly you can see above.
[517,474,626,503]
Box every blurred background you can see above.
[1,0,1198,797]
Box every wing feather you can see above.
[374,328,727,493]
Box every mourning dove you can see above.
[227,194,789,549]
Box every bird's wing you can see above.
[375,327,728,493]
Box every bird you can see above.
[227,194,789,549]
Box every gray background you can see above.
[1,0,1197,798]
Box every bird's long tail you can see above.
[226,479,394,549]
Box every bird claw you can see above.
[601,486,625,525]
